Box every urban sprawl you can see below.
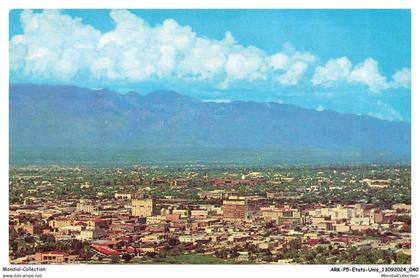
[9,165,411,264]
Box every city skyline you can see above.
[8,165,412,264]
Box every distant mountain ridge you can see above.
[9,84,411,165]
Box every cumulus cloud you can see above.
[276,61,308,85]
[312,57,410,93]
[348,58,389,93]
[274,47,315,85]
[10,10,101,81]
[311,57,352,86]
[391,68,411,89]
[10,9,315,89]
[9,9,411,94]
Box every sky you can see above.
[9,9,411,122]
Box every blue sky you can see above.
[9,9,411,122]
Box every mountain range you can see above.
[9,84,411,165]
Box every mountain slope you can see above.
[9,84,411,165]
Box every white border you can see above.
[0,1,418,277]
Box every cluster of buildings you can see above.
[9,189,411,264]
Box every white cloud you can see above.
[273,48,315,86]
[276,61,308,85]
[312,57,410,93]
[391,68,411,89]
[225,47,265,81]
[313,57,389,93]
[348,58,389,93]
[316,105,325,112]
[311,57,352,86]
[10,9,410,94]
[267,53,288,70]
[10,10,101,81]
[10,9,315,89]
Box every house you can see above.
[34,252,78,263]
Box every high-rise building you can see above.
[132,198,155,217]
[222,196,247,220]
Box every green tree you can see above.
[122,253,132,263]
[111,255,120,263]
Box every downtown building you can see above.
[131,197,156,217]
[222,196,248,220]
[222,195,267,220]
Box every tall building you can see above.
[223,196,247,220]
[132,198,155,217]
